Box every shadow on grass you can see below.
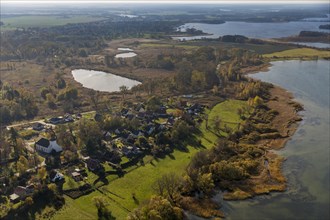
[4,189,64,220]
[168,154,175,160]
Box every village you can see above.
[0,96,206,210]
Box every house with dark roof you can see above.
[49,117,63,124]
[71,172,82,182]
[32,123,45,131]
[64,114,74,123]
[9,185,34,203]
[35,138,63,154]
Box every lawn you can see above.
[208,99,248,134]
[0,15,108,30]
[51,99,246,220]
[264,48,330,59]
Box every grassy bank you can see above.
[51,100,246,220]
[264,48,330,59]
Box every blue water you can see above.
[223,60,330,220]
[174,21,330,49]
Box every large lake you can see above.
[174,21,330,41]
[223,60,330,220]
[71,69,141,92]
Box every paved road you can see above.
[6,110,96,130]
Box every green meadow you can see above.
[51,100,247,220]
[264,48,330,59]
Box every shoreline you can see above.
[222,62,303,201]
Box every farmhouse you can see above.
[35,138,63,154]
[9,185,34,202]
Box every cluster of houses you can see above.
[9,185,35,203]
[2,100,206,206]
[6,157,104,204]
[100,101,205,159]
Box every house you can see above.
[49,117,63,124]
[74,168,87,177]
[94,113,103,122]
[115,128,124,135]
[167,117,175,125]
[145,124,155,136]
[188,103,204,114]
[120,108,129,116]
[49,170,64,182]
[9,193,20,203]
[32,123,45,131]
[71,172,82,182]
[9,185,34,202]
[35,138,62,154]
[64,114,74,123]
[138,107,146,113]
[103,131,112,141]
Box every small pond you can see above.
[72,69,141,92]
[117,48,134,51]
[115,52,137,58]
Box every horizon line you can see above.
[1,0,329,4]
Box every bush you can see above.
[19,130,39,140]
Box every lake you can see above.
[71,69,141,92]
[289,42,330,49]
[174,21,330,41]
[223,60,330,220]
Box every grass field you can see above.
[51,100,247,220]
[140,43,199,50]
[264,48,330,59]
[208,99,248,134]
[0,15,108,30]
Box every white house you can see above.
[50,170,64,182]
[35,138,62,154]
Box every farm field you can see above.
[0,15,108,30]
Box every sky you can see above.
[1,0,329,4]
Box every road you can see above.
[5,110,96,130]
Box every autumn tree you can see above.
[92,196,115,220]
[77,118,102,154]
[38,167,47,182]
[128,196,183,220]
[152,173,182,203]
[175,61,192,90]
